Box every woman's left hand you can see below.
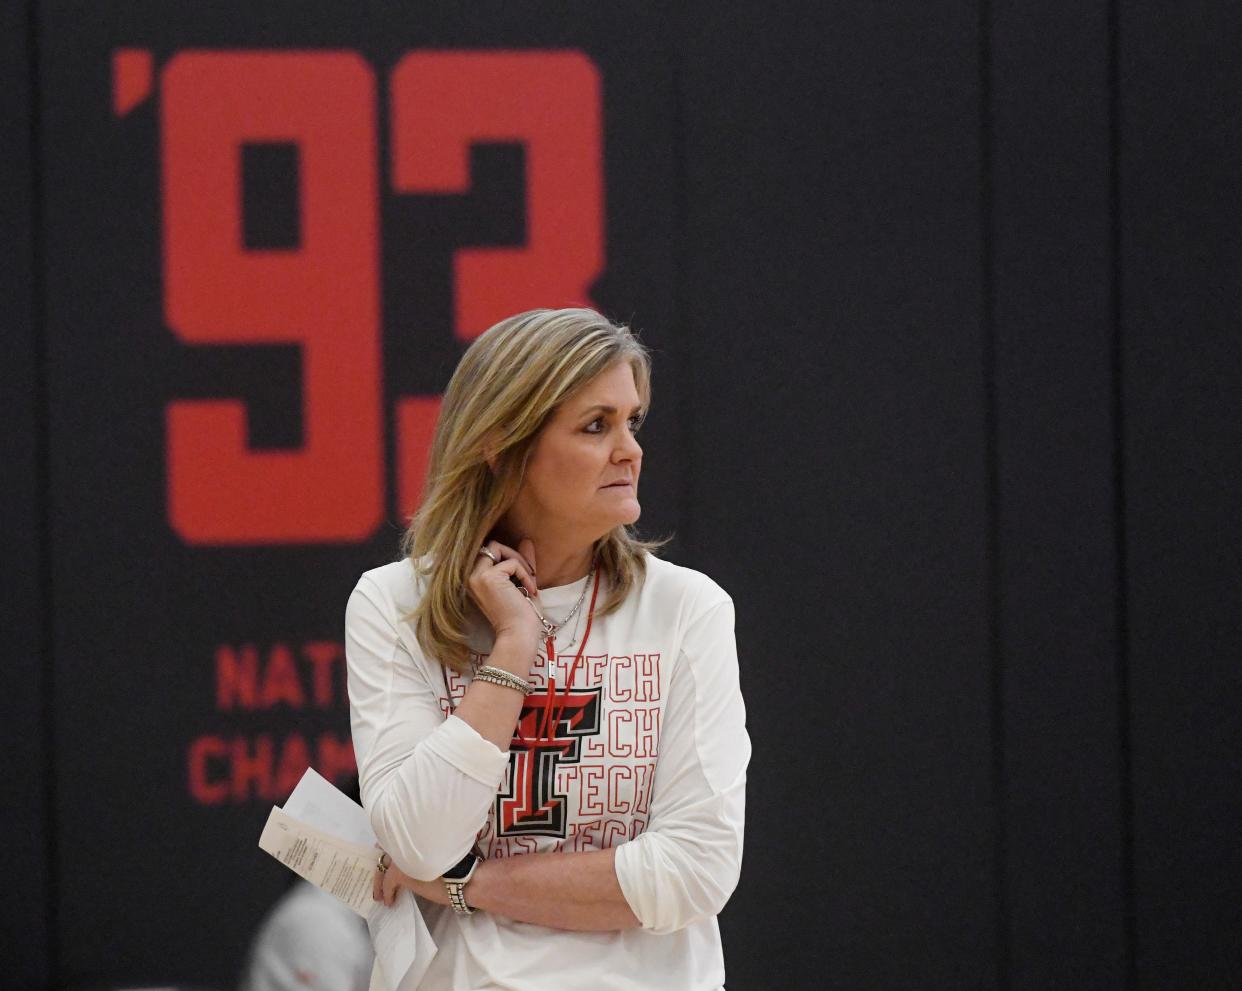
[372,851,449,907]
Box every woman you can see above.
[344,307,750,990]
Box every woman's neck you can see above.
[537,549,595,589]
[491,524,595,590]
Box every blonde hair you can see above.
[401,307,666,672]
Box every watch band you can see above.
[442,852,481,916]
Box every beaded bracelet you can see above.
[473,664,532,695]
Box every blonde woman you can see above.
[345,308,750,990]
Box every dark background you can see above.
[3,1,1239,988]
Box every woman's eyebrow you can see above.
[579,403,645,416]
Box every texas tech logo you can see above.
[497,686,603,836]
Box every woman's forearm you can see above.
[449,631,537,753]
[470,847,641,931]
[400,848,642,932]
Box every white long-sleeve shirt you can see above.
[344,552,750,991]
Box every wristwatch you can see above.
[442,850,481,916]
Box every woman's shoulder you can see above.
[353,555,426,613]
[639,551,732,613]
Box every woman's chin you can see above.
[594,503,641,532]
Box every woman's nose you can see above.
[615,430,642,461]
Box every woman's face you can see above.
[506,360,644,542]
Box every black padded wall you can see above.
[991,3,1128,987]
[1121,2,1242,986]
[679,5,996,986]
[1,2,51,986]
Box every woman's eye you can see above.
[584,414,644,434]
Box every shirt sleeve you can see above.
[344,575,510,880]
[612,592,750,934]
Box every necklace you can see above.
[561,591,588,648]
[544,567,593,640]
[521,562,595,641]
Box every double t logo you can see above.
[497,686,603,836]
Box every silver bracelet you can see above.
[473,665,532,695]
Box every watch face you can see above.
[443,852,479,880]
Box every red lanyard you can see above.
[523,566,602,744]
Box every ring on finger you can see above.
[478,547,500,564]
[377,852,390,874]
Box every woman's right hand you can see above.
[467,537,542,646]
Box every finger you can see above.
[486,540,537,583]
[504,559,539,599]
[383,872,398,907]
[470,541,504,578]
[470,542,524,585]
[517,537,537,578]
[372,868,383,902]
[483,553,539,599]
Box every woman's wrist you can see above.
[461,858,492,912]
[487,628,540,676]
